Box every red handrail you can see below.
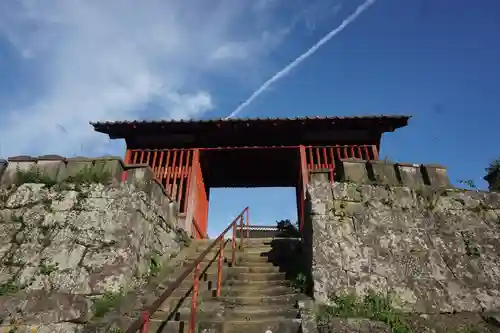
[124,207,250,333]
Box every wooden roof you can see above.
[91,115,410,149]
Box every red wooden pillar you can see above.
[121,149,132,182]
[372,145,379,160]
[186,149,209,239]
[298,145,309,231]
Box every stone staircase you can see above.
[141,237,305,333]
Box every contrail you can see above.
[224,0,376,120]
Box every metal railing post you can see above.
[246,208,249,245]
[189,264,201,333]
[140,311,149,333]
[231,223,236,266]
[216,239,224,297]
[239,215,243,250]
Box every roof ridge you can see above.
[90,114,411,126]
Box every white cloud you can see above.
[0,0,343,158]
[210,29,290,62]
[211,42,251,61]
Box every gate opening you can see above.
[207,187,298,238]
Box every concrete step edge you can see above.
[225,279,289,285]
[146,317,302,324]
[219,293,298,300]
[228,272,286,278]
[221,285,293,292]
[151,306,299,320]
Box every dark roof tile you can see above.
[90,115,410,127]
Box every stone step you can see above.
[223,318,301,333]
[158,292,300,313]
[165,271,220,284]
[160,280,291,302]
[182,253,223,262]
[186,251,282,264]
[234,249,274,256]
[226,271,286,281]
[193,243,236,251]
[193,240,275,250]
[156,296,220,314]
[158,294,219,313]
[185,256,280,269]
[196,238,275,245]
[170,287,216,298]
[144,317,301,333]
[185,252,224,262]
[159,279,214,295]
[232,254,273,264]
[234,252,277,260]
[161,279,294,300]
[179,264,281,275]
[233,256,279,264]
[225,279,289,288]
[218,293,300,306]
[239,265,280,273]
[191,248,272,259]
[221,284,294,297]
[166,304,299,321]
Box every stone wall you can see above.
[0,156,190,332]
[305,159,500,329]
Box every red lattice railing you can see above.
[297,144,378,230]
[125,148,208,239]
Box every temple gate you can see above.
[91,115,409,239]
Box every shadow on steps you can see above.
[248,237,313,297]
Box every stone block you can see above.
[368,160,399,185]
[320,318,390,333]
[170,200,180,225]
[309,170,329,184]
[0,159,7,183]
[8,155,35,161]
[153,179,167,200]
[1,156,37,186]
[342,159,369,184]
[307,177,333,203]
[161,199,177,230]
[37,154,64,160]
[396,163,425,188]
[0,291,92,324]
[422,164,451,188]
[57,158,94,182]
[93,157,124,183]
[35,159,65,181]
[126,166,155,191]
[177,213,188,232]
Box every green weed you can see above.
[0,279,20,296]
[149,255,162,277]
[92,289,125,318]
[14,166,57,187]
[316,291,412,333]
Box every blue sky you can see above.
[1,0,499,237]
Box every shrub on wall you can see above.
[485,158,500,192]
